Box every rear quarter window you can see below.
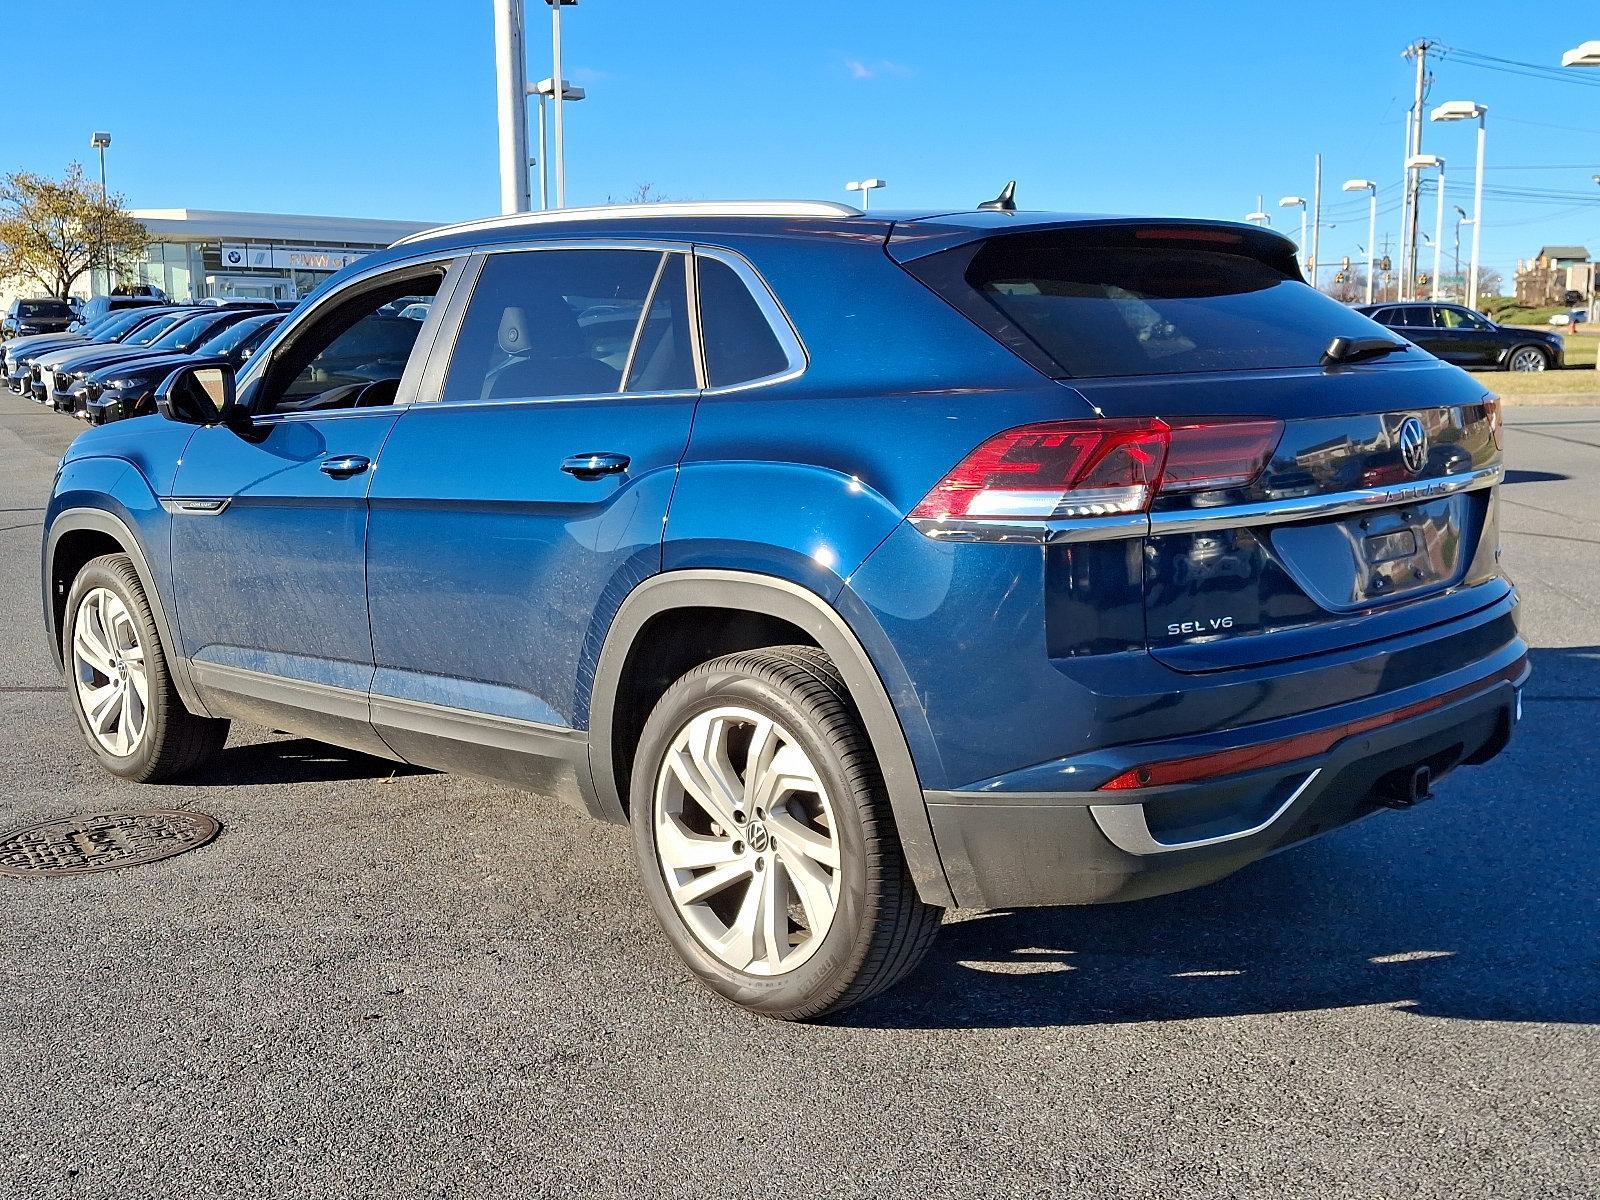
[907,227,1390,379]
[697,256,792,387]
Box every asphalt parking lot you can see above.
[0,392,1594,1199]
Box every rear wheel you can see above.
[630,646,943,1020]
[1507,345,1550,372]
[64,554,229,782]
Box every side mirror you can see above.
[154,363,251,434]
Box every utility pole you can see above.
[1401,40,1432,300]
[1309,154,1322,291]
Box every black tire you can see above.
[63,554,229,782]
[1505,344,1551,372]
[630,645,943,1021]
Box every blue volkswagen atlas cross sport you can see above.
[42,200,1525,1020]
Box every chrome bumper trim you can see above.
[1089,769,1322,856]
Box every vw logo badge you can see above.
[747,821,770,853]
[1399,416,1427,475]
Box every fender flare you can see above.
[586,569,956,907]
[44,507,212,718]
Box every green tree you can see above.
[0,163,148,299]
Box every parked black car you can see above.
[1355,302,1564,372]
[2,298,77,339]
[82,313,284,424]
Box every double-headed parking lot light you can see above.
[1431,101,1486,310]
[1343,180,1378,304]
[1279,196,1308,274]
[845,178,886,211]
[1408,155,1446,301]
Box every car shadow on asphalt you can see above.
[185,737,432,787]
[842,645,1600,1031]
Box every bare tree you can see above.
[0,163,148,299]
[606,182,672,205]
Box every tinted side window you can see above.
[1396,306,1431,327]
[1369,307,1397,325]
[697,256,790,387]
[625,254,696,392]
[443,249,663,403]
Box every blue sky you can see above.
[8,2,1597,283]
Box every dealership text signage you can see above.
[219,243,369,272]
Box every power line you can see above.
[1432,42,1600,89]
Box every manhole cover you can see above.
[0,811,220,878]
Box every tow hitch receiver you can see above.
[1379,764,1435,810]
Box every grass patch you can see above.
[1468,367,1600,398]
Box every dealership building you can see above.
[101,208,437,303]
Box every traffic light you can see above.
[1417,273,1430,288]
[1341,256,1351,271]
[1379,255,1392,272]
[1334,272,1346,284]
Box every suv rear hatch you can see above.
[892,218,1507,673]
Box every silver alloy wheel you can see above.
[1509,347,1548,372]
[72,587,149,757]
[653,706,842,976]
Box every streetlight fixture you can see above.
[1245,194,1269,225]
[1561,40,1600,66]
[1431,100,1486,310]
[546,0,578,208]
[1279,196,1308,275]
[1408,154,1446,301]
[845,178,886,211]
[1342,180,1378,304]
[529,77,585,210]
[89,132,112,295]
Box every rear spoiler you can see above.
[885,215,1303,281]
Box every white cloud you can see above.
[844,57,912,81]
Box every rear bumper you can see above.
[925,654,1525,908]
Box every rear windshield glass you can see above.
[918,229,1387,378]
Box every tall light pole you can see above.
[492,0,530,214]
[1409,155,1446,301]
[1559,47,1600,338]
[845,178,886,211]
[1343,180,1378,304]
[530,77,585,210]
[1245,195,1269,225]
[547,0,577,207]
[1309,153,1323,291]
[1279,196,1308,275]
[90,132,111,295]
[1432,101,1486,310]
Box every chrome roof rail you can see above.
[392,200,866,247]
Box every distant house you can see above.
[1516,245,1593,306]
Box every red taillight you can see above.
[912,417,1283,523]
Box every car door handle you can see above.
[560,452,630,480]
[320,455,371,479]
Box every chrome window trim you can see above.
[693,245,808,394]
[908,464,1503,545]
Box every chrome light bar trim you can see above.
[1147,463,1502,537]
[393,200,865,247]
[909,464,1502,545]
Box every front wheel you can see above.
[64,554,230,782]
[630,646,943,1020]
[1507,345,1550,372]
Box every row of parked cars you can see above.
[1,296,292,424]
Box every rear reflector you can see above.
[1097,658,1528,790]
[911,417,1283,522]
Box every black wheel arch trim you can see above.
[44,507,212,718]
[586,569,957,908]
